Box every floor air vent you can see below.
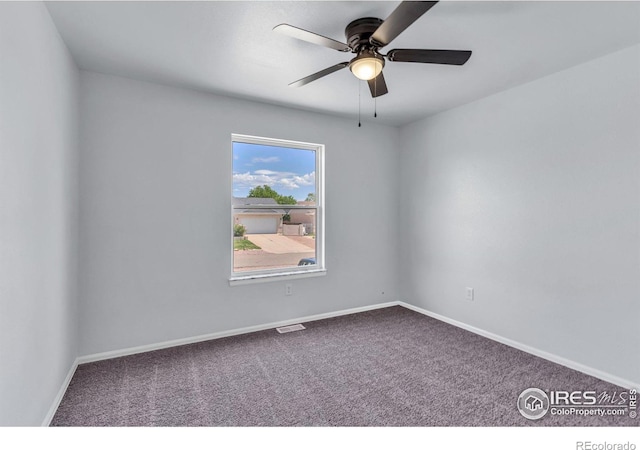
[276,324,306,334]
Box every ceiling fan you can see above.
[274,1,472,98]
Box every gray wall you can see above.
[78,71,400,355]
[3,3,638,425]
[0,3,79,425]
[399,44,640,385]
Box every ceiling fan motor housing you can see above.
[345,17,384,52]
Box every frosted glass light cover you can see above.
[350,57,383,81]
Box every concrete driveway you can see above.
[235,234,315,272]
[233,250,316,272]
[246,234,314,254]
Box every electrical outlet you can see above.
[466,287,474,301]
[285,284,293,296]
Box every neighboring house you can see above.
[287,200,316,235]
[232,197,285,234]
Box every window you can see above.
[230,134,325,284]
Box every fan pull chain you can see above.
[374,76,377,118]
[358,80,362,127]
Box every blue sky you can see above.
[233,142,316,201]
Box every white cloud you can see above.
[232,171,275,187]
[252,156,280,163]
[254,169,279,175]
[279,172,315,189]
[233,170,315,192]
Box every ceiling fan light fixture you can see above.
[349,52,384,81]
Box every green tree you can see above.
[305,193,316,202]
[248,185,296,205]
[277,195,297,205]
[247,185,297,221]
[247,185,279,200]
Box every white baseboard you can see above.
[42,357,79,427]
[78,301,400,364]
[51,300,637,426]
[398,301,639,390]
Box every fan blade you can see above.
[370,1,438,48]
[367,72,389,98]
[387,49,472,65]
[274,24,351,52]
[289,62,349,88]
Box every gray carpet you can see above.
[51,306,637,426]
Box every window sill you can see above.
[229,268,327,286]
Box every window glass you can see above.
[231,135,323,280]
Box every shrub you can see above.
[233,224,246,237]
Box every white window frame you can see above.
[229,133,325,286]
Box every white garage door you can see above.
[241,217,278,234]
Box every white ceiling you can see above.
[46,1,640,126]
